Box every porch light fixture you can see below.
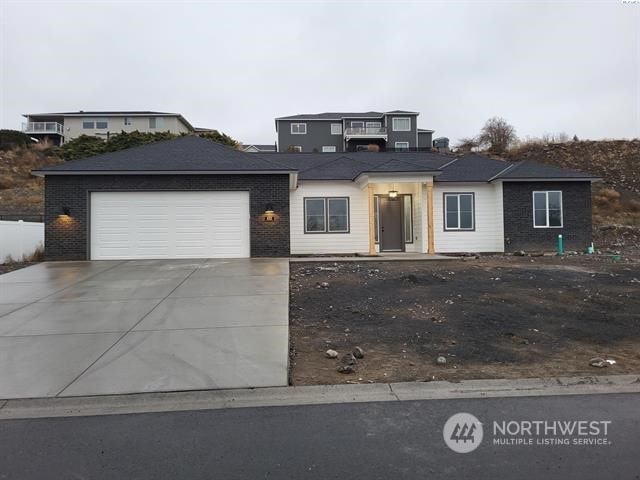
[388,190,399,199]
[264,203,276,222]
[59,205,71,217]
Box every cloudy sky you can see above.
[1,0,638,145]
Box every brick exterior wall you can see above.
[502,181,592,252]
[44,174,290,260]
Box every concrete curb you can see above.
[1,374,639,420]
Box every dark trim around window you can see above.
[443,192,476,231]
[303,196,350,234]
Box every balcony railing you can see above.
[344,126,387,138]
[22,122,64,135]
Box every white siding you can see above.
[290,180,506,255]
[433,183,504,253]
[290,181,369,254]
[64,115,190,140]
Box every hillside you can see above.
[505,139,640,227]
[0,144,63,217]
[504,139,640,253]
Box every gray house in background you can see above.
[275,110,434,153]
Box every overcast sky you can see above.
[1,0,638,145]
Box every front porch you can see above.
[357,174,437,255]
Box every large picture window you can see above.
[444,193,474,231]
[533,191,563,228]
[304,197,350,233]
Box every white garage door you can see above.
[90,191,250,260]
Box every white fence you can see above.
[0,220,44,263]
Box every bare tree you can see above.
[455,137,480,153]
[477,117,518,155]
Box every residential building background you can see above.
[274,110,435,153]
[22,111,194,145]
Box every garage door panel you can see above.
[91,192,250,260]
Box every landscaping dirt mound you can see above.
[289,255,640,386]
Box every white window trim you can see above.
[291,123,307,134]
[322,146,337,153]
[444,193,475,231]
[330,123,342,135]
[533,191,563,228]
[304,197,350,234]
[82,120,95,129]
[395,141,409,151]
[95,118,108,129]
[350,121,365,128]
[366,121,381,128]
[392,117,411,131]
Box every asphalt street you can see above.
[0,392,638,479]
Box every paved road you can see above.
[0,393,638,479]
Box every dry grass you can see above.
[592,186,640,226]
[0,144,62,213]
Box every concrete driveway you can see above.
[0,259,289,399]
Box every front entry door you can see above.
[379,196,404,251]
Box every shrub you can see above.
[197,130,238,147]
[59,135,106,161]
[0,130,33,150]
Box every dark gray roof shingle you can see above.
[435,154,511,182]
[25,111,178,116]
[33,136,598,183]
[266,151,450,180]
[34,136,291,174]
[496,161,597,180]
[276,112,384,121]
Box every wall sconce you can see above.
[264,203,276,222]
[388,190,399,199]
[59,205,71,217]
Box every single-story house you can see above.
[32,136,599,260]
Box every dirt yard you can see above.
[289,255,640,385]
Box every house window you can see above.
[392,117,411,131]
[149,117,164,129]
[533,191,563,228]
[444,193,474,230]
[322,146,336,153]
[403,195,413,243]
[291,123,307,134]
[82,120,94,129]
[124,117,132,126]
[395,141,409,151]
[304,197,350,233]
[350,121,364,129]
[331,123,342,135]
[95,119,108,129]
[290,145,302,152]
[366,121,381,129]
